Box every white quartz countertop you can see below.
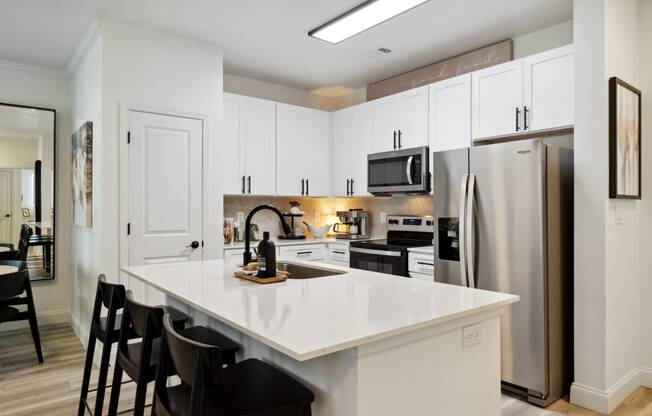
[122,260,518,361]
[408,245,434,254]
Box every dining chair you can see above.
[0,225,32,262]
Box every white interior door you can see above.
[0,170,11,244]
[128,110,203,266]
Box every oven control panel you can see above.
[386,215,435,232]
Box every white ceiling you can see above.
[0,0,572,90]
[0,105,54,140]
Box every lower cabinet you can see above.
[326,243,350,266]
[279,244,326,262]
[409,272,434,282]
[226,242,349,268]
[408,250,434,281]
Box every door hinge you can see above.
[127,131,131,144]
[201,240,204,247]
[127,223,131,235]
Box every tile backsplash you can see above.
[223,195,433,240]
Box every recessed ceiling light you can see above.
[309,0,430,45]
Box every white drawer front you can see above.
[408,252,434,275]
[224,249,243,267]
[279,244,326,262]
[410,272,434,282]
[327,244,350,263]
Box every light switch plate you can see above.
[462,323,483,349]
[380,212,387,224]
[615,205,624,225]
[313,211,320,221]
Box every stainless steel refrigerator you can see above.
[432,138,573,406]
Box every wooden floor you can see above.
[1,323,652,416]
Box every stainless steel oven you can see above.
[367,146,429,194]
[349,246,408,276]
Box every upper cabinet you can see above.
[472,45,574,141]
[332,102,373,197]
[223,93,276,195]
[429,73,472,152]
[276,103,331,197]
[372,86,428,152]
[523,44,574,132]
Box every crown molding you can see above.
[0,59,66,78]
[65,19,102,76]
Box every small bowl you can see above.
[305,223,332,238]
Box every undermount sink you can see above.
[276,262,346,279]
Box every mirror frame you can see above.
[0,102,57,281]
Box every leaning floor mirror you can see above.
[0,103,56,281]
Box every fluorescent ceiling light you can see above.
[309,0,430,45]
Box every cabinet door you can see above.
[523,44,574,132]
[242,97,276,195]
[429,74,471,152]
[332,103,373,197]
[300,108,330,196]
[472,60,523,140]
[372,96,401,152]
[397,86,429,149]
[223,94,245,194]
[276,103,302,196]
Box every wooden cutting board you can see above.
[234,271,287,284]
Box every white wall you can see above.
[69,19,224,344]
[0,137,39,167]
[512,20,574,59]
[0,63,72,326]
[571,0,644,413]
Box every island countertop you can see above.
[122,259,518,362]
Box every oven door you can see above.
[349,247,408,276]
[368,146,429,194]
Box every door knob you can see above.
[4,214,9,218]
[185,241,200,249]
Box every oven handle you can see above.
[406,156,414,185]
[349,247,403,257]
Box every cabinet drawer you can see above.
[327,244,350,263]
[279,244,326,261]
[408,252,434,274]
[410,272,434,282]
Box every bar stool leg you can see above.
[107,360,124,416]
[78,335,97,416]
[93,338,114,416]
[27,299,43,363]
[132,377,149,416]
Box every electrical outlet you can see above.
[462,323,483,349]
[314,211,320,221]
[380,212,387,224]
[615,205,624,225]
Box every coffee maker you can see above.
[333,209,370,240]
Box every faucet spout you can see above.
[242,205,292,266]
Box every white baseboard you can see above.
[0,308,70,331]
[571,367,645,414]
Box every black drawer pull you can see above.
[416,261,434,266]
[297,251,313,255]
[332,250,346,255]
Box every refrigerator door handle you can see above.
[466,174,476,289]
[406,156,414,185]
[459,174,469,287]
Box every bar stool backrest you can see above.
[91,274,127,331]
[0,268,28,301]
[123,290,164,338]
[17,225,32,261]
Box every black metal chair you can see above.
[0,260,43,363]
[154,314,314,416]
[28,234,54,273]
[0,225,32,262]
[107,291,198,416]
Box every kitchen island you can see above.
[122,259,518,416]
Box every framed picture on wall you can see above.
[609,77,642,199]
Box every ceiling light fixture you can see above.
[309,0,430,45]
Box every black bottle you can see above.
[256,232,276,278]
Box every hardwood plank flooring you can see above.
[1,323,651,415]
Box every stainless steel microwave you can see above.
[367,146,430,195]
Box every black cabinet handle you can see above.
[297,251,313,255]
[306,178,309,196]
[416,261,434,266]
[515,107,521,131]
[301,179,305,196]
[333,250,346,255]
[346,179,350,195]
[247,176,251,194]
[350,178,354,195]
[524,106,529,130]
[393,131,397,149]
[241,176,246,194]
[398,130,402,149]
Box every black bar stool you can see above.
[0,224,32,261]
[78,274,135,416]
[107,290,193,416]
[154,314,314,416]
[0,260,43,363]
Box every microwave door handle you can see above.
[459,174,469,287]
[406,156,414,185]
[465,174,476,289]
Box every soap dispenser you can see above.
[256,232,276,278]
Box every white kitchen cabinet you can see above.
[523,44,574,132]
[472,60,524,140]
[429,74,472,152]
[279,244,327,262]
[472,45,574,141]
[408,251,435,276]
[372,86,428,152]
[327,242,350,266]
[276,103,330,196]
[223,93,276,195]
[332,102,373,197]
